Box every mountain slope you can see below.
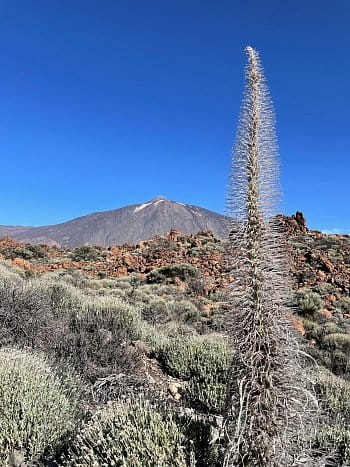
[0,197,227,247]
[0,225,35,236]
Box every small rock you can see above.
[168,382,182,400]
[9,449,25,467]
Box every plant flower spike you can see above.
[223,46,316,467]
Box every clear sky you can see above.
[0,0,349,233]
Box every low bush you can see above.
[335,297,350,313]
[302,319,344,342]
[314,369,350,463]
[88,277,120,289]
[140,297,201,326]
[139,296,171,324]
[302,318,350,375]
[0,348,81,464]
[322,333,350,353]
[170,300,202,323]
[314,369,350,416]
[303,344,331,368]
[0,277,59,348]
[313,236,342,251]
[302,318,323,340]
[1,244,48,260]
[147,263,199,284]
[315,282,336,296]
[322,321,343,335]
[317,426,350,464]
[295,289,324,314]
[46,269,89,288]
[157,334,231,413]
[45,281,83,315]
[55,296,152,381]
[296,268,318,285]
[0,271,155,382]
[69,245,102,262]
[0,260,25,280]
[64,398,194,466]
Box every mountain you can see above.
[0,225,35,236]
[0,197,227,247]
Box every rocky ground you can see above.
[0,212,349,464]
[1,211,349,316]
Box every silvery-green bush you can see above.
[157,334,231,413]
[295,288,324,314]
[0,348,81,464]
[314,369,350,463]
[64,398,194,466]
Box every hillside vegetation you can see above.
[0,218,349,465]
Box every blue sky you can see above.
[0,0,349,233]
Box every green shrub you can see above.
[303,321,350,374]
[0,348,81,463]
[320,335,350,374]
[322,321,343,336]
[140,298,201,326]
[314,370,350,463]
[45,269,89,289]
[0,271,155,382]
[0,278,57,348]
[147,283,180,296]
[64,398,194,466]
[209,291,229,302]
[189,247,202,257]
[115,280,133,290]
[303,344,331,368]
[147,263,199,284]
[157,334,231,413]
[4,247,34,260]
[88,278,120,289]
[302,318,323,340]
[295,289,324,314]
[302,320,344,342]
[139,296,171,324]
[69,245,102,262]
[322,333,350,353]
[27,244,48,259]
[314,369,350,416]
[317,426,350,464]
[331,350,350,374]
[170,300,201,323]
[44,280,83,316]
[315,282,336,296]
[335,297,350,313]
[296,268,317,285]
[0,260,25,280]
[56,296,152,381]
[291,241,306,250]
[313,236,342,251]
[1,244,48,260]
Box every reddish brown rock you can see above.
[166,228,181,242]
[319,308,333,318]
[0,237,23,248]
[291,319,306,336]
[11,258,31,270]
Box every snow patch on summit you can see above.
[134,198,165,213]
[134,202,151,213]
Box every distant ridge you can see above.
[0,197,227,247]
